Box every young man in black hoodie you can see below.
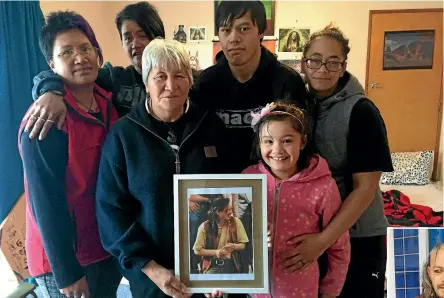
[24,2,165,139]
[191,1,312,173]
[191,3,312,298]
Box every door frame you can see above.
[365,9,444,181]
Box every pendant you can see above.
[167,130,177,144]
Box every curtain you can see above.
[0,1,48,223]
[428,229,444,251]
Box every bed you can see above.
[379,150,443,226]
[380,182,443,212]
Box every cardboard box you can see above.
[0,193,30,282]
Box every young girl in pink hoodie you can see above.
[243,101,350,298]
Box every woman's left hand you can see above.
[223,243,236,253]
[280,233,329,271]
[278,246,310,272]
[204,290,224,298]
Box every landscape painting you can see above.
[383,30,434,70]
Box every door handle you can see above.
[371,82,381,89]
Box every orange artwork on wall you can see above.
[212,40,277,64]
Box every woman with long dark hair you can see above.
[193,196,249,274]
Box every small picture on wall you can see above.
[279,59,305,81]
[173,25,187,44]
[383,30,435,70]
[189,27,207,42]
[279,59,302,72]
[278,28,310,53]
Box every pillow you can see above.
[380,151,434,185]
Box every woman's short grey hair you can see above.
[141,38,193,86]
[421,241,444,297]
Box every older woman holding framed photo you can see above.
[95,38,227,298]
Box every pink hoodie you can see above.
[243,154,350,298]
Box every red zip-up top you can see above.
[243,155,350,297]
[19,84,119,288]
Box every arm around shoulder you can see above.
[32,70,66,100]
[27,71,68,139]
[95,62,116,92]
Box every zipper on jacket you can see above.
[171,145,181,174]
[269,181,282,298]
[129,111,208,174]
[175,113,207,173]
[312,98,318,141]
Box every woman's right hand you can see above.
[142,261,190,298]
[189,200,199,213]
[216,248,229,259]
[24,92,67,140]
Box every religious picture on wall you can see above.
[383,30,434,70]
[189,27,207,42]
[278,28,310,53]
[174,25,187,43]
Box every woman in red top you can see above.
[19,11,121,298]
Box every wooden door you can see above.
[366,9,443,179]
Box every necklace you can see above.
[75,95,95,113]
[145,98,189,144]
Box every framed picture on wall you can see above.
[383,30,435,70]
[189,26,207,42]
[278,58,301,72]
[278,58,305,81]
[173,174,268,293]
[278,28,310,53]
[214,0,275,36]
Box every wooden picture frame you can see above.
[173,174,268,294]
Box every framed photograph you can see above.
[189,26,207,42]
[279,59,302,73]
[214,0,275,36]
[278,58,305,81]
[174,174,268,294]
[383,30,435,70]
[278,28,310,53]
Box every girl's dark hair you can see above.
[206,196,230,250]
[215,1,267,35]
[39,11,103,65]
[251,101,314,172]
[115,2,165,41]
[303,23,350,60]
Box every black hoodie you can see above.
[190,47,313,173]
